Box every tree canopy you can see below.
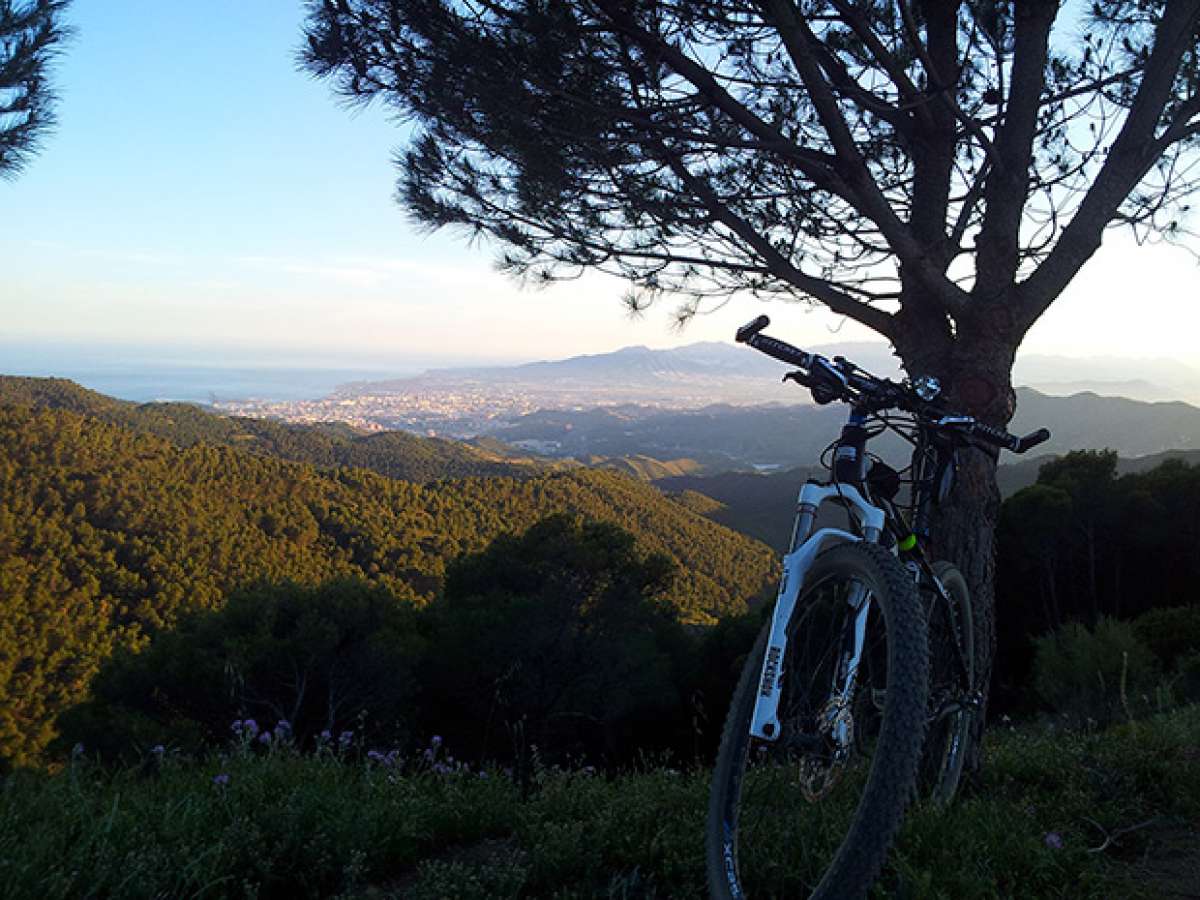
[303,1,1200,387]
[0,0,70,178]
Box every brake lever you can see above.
[782,370,812,387]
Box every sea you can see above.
[0,343,421,404]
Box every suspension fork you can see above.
[828,582,872,718]
[750,481,885,742]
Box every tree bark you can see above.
[896,315,1018,781]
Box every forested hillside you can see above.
[0,403,775,764]
[0,376,533,483]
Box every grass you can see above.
[2,706,1197,899]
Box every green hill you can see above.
[0,376,529,483]
[583,454,704,480]
[0,402,775,764]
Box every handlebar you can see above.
[736,315,1051,455]
[956,420,1052,454]
[736,315,813,369]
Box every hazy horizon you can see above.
[5,335,1199,407]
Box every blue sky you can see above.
[2,1,1199,371]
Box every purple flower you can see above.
[258,731,272,744]
[150,744,165,755]
[431,735,443,747]
[338,730,354,748]
[239,719,259,738]
[367,749,400,767]
[276,719,291,734]
[1044,832,1064,850]
[319,729,332,741]
[213,773,230,786]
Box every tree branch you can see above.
[974,2,1059,301]
[1019,0,1200,331]
[653,137,896,337]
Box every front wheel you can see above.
[705,542,929,900]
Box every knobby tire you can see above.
[705,542,929,900]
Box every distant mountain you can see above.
[334,340,1199,404]
[1013,353,1200,404]
[1008,388,1200,458]
[489,387,1200,470]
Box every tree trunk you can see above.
[896,318,1017,782]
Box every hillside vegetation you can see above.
[0,402,775,764]
[0,376,530,483]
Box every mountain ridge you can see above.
[331,340,1200,405]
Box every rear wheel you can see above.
[705,542,928,900]
[920,562,975,805]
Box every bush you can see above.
[1031,618,1160,726]
[1177,652,1200,704]
[420,514,692,769]
[1131,605,1200,670]
[55,579,425,762]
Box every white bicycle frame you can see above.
[750,480,886,741]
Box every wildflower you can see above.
[338,730,354,748]
[1044,832,1064,850]
[213,773,230,786]
[276,719,291,735]
[431,735,443,748]
[259,731,272,745]
[151,744,165,755]
[319,729,332,742]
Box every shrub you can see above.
[1031,618,1160,727]
[419,514,691,769]
[1177,652,1200,704]
[55,579,425,762]
[1131,605,1200,670]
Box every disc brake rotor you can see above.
[799,700,854,802]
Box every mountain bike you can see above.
[705,315,1050,899]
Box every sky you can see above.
[2,1,1200,374]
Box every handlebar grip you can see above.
[1015,428,1051,454]
[748,334,813,370]
[971,421,1051,453]
[736,315,771,343]
[970,421,1018,451]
